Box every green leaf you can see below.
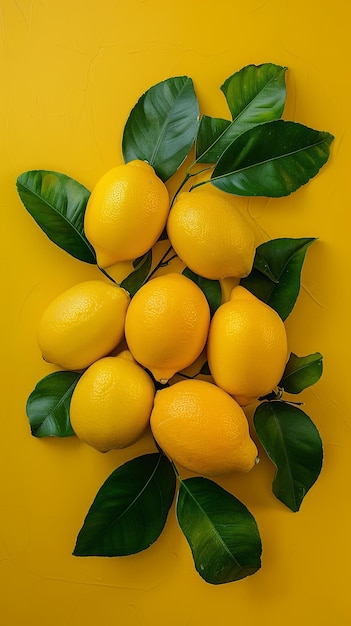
[122,76,200,182]
[16,170,96,263]
[222,63,287,120]
[182,267,222,318]
[195,116,231,163]
[254,401,323,512]
[73,452,176,556]
[199,361,211,376]
[211,120,334,197]
[241,237,316,320]
[26,371,81,437]
[120,250,152,297]
[177,477,262,584]
[280,352,323,394]
[251,250,280,283]
[196,63,287,164]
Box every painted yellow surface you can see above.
[1,0,351,624]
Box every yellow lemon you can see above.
[150,379,258,476]
[124,273,210,383]
[70,351,155,452]
[207,285,289,406]
[37,280,130,370]
[84,160,169,268]
[167,189,256,280]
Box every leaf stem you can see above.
[170,172,191,207]
[258,388,284,402]
[187,164,214,179]
[145,245,175,282]
[98,266,120,285]
[170,165,213,207]
[188,177,212,192]
[170,460,182,482]
[258,387,304,406]
[161,253,177,265]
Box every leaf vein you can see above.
[91,453,164,540]
[17,181,94,252]
[181,481,248,576]
[211,136,331,183]
[149,80,190,166]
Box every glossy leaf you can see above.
[120,250,152,297]
[222,63,287,120]
[241,237,316,320]
[196,64,287,164]
[182,267,222,318]
[73,453,176,556]
[177,477,262,584]
[250,250,280,283]
[16,170,95,263]
[26,371,81,437]
[280,352,323,394]
[122,76,200,181]
[254,401,323,512]
[195,115,231,163]
[211,120,334,197]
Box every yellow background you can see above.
[1,0,350,624]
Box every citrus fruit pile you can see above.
[19,65,329,584]
[36,158,289,477]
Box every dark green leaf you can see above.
[177,477,262,584]
[251,249,280,283]
[196,63,287,165]
[211,120,334,197]
[222,63,287,121]
[120,250,152,297]
[280,352,323,394]
[157,227,169,241]
[199,361,211,376]
[241,237,316,320]
[122,76,200,182]
[73,453,176,556]
[182,267,221,318]
[16,170,95,263]
[26,371,81,437]
[254,401,323,512]
[195,115,231,163]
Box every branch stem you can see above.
[98,266,119,285]
[146,245,174,282]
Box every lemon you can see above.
[70,351,155,452]
[124,273,210,383]
[207,285,288,406]
[84,160,169,268]
[167,189,256,280]
[37,280,130,370]
[150,379,258,476]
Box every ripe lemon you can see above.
[124,273,210,383]
[150,379,258,476]
[167,189,256,280]
[207,285,288,406]
[37,280,130,370]
[84,160,169,268]
[70,351,155,452]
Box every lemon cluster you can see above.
[37,160,289,477]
